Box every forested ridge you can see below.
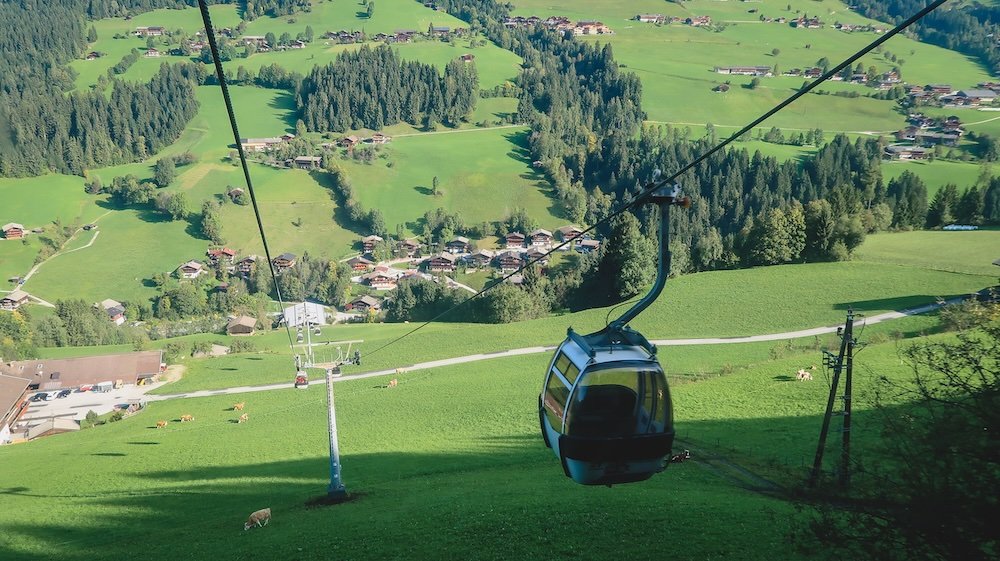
[296,45,478,132]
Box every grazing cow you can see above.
[387,378,398,388]
[180,414,194,422]
[238,413,249,423]
[156,420,168,429]
[796,369,813,381]
[244,508,271,530]
[669,449,691,463]
[233,402,246,411]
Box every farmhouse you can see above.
[393,29,417,42]
[0,373,31,439]
[0,351,165,391]
[528,229,553,246]
[96,299,126,326]
[465,249,495,268]
[445,236,471,254]
[177,260,204,279]
[85,51,100,60]
[574,21,612,35]
[714,66,772,77]
[686,16,711,26]
[240,137,284,152]
[348,256,375,271]
[134,26,165,37]
[226,315,257,336]
[430,25,450,36]
[2,223,25,239]
[363,268,398,290]
[576,239,601,253]
[556,225,583,242]
[236,255,257,276]
[348,295,381,312]
[425,252,459,272]
[0,290,29,311]
[884,145,931,160]
[525,246,549,265]
[636,14,666,24]
[791,16,822,28]
[369,132,391,144]
[144,48,161,58]
[958,89,997,105]
[338,135,361,148]
[272,253,297,272]
[206,247,237,266]
[361,235,384,253]
[459,53,475,62]
[397,238,422,257]
[291,155,322,169]
[504,232,526,249]
[227,188,245,202]
[495,251,524,273]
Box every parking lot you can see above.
[19,382,166,425]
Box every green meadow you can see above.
[855,229,1000,276]
[0,323,963,560]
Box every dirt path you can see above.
[21,210,113,285]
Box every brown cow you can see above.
[156,420,168,429]
[244,508,271,530]
[387,378,398,388]
[233,402,246,411]
[180,414,194,422]
[796,369,813,381]
[238,413,249,423]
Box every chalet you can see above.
[465,249,495,268]
[325,30,363,43]
[791,16,822,28]
[206,247,237,266]
[363,269,397,290]
[2,223,25,239]
[459,53,475,62]
[226,315,257,336]
[292,155,322,169]
[96,299,126,326]
[915,131,960,146]
[241,35,268,46]
[348,295,381,312]
[714,66,772,77]
[576,239,601,253]
[556,225,583,242]
[177,260,204,279]
[544,16,572,30]
[134,26,165,37]
[505,273,525,286]
[369,132,391,144]
[927,84,953,95]
[347,256,375,271]
[240,137,284,152]
[525,246,549,265]
[397,238,422,257]
[289,40,307,49]
[884,145,931,161]
[0,373,31,438]
[445,236,471,254]
[713,83,731,93]
[272,253,297,272]
[361,235,384,253]
[503,16,541,28]
[425,252,458,272]
[1,290,30,311]
[236,255,257,276]
[213,282,230,293]
[0,350,164,391]
[636,14,666,24]
[958,89,997,105]
[144,48,161,58]
[504,232,526,249]
[227,187,245,202]
[394,30,417,42]
[574,21,612,35]
[686,16,711,26]
[338,135,361,148]
[85,52,100,60]
[429,25,450,36]
[495,251,523,273]
[804,67,823,78]
[528,229,553,246]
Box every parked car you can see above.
[30,392,49,402]
[56,389,73,399]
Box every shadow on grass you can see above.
[834,294,972,313]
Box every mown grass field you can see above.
[72,0,521,92]
[511,0,990,132]
[0,323,959,561]
[855,229,1000,276]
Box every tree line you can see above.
[296,44,479,132]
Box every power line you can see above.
[362,0,948,361]
[196,0,296,357]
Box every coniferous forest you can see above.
[296,45,479,132]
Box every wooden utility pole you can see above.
[808,309,856,488]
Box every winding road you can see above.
[148,298,954,402]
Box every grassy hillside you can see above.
[855,229,1000,275]
[0,327,958,560]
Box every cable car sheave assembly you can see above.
[540,185,690,486]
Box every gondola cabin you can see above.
[540,327,674,485]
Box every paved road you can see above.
[147,298,954,402]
